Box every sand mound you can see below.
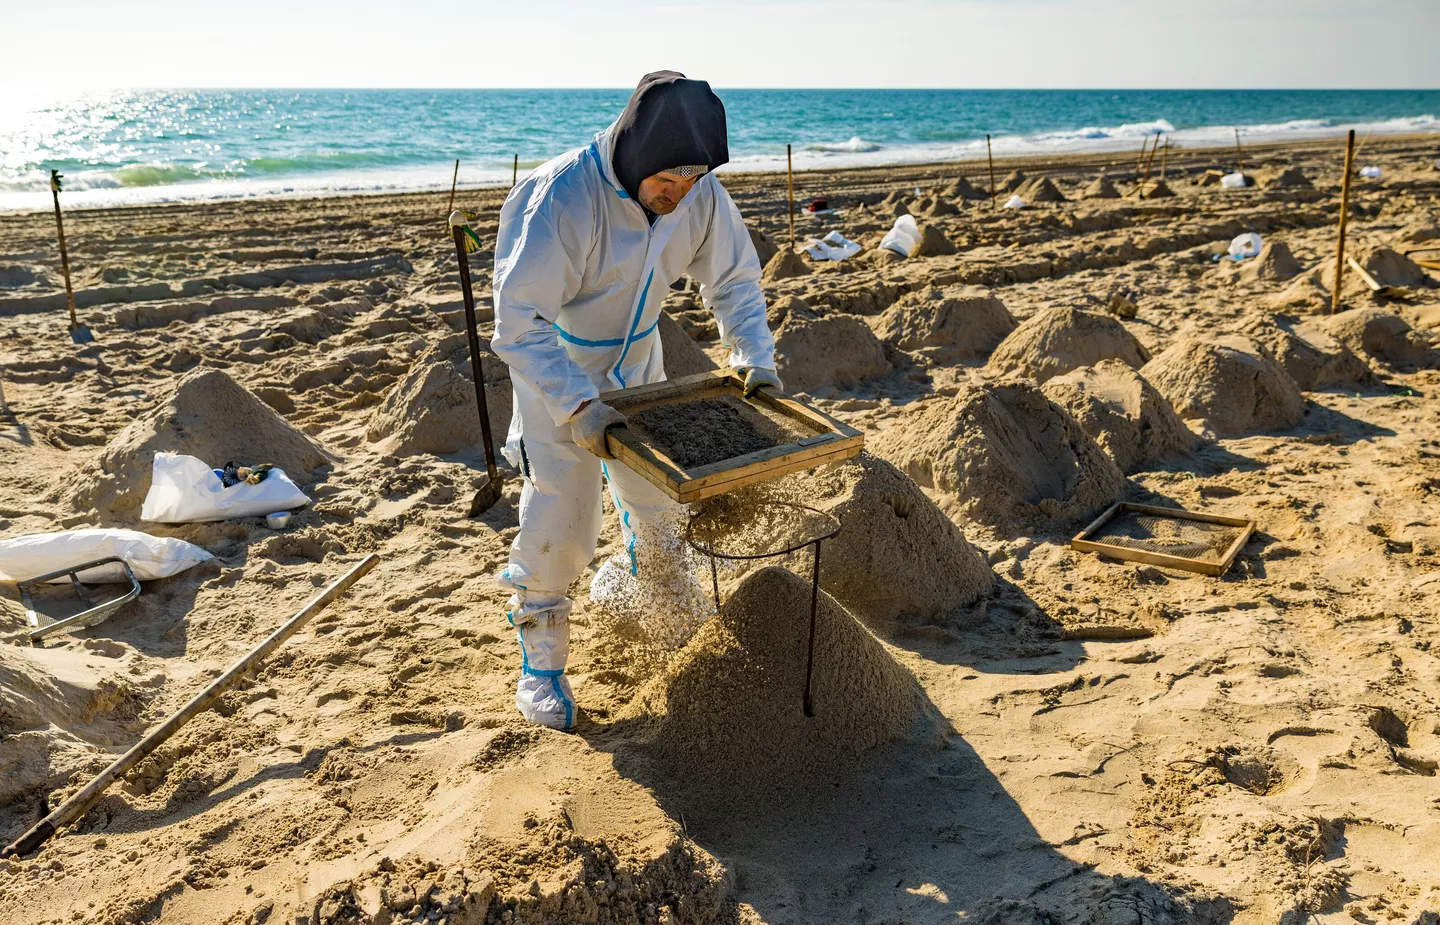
[794,453,995,626]
[621,566,935,797]
[1082,176,1121,199]
[365,334,513,456]
[942,176,988,200]
[774,313,891,392]
[1262,166,1312,189]
[747,224,779,268]
[1239,316,1371,389]
[1237,240,1302,284]
[874,381,1126,529]
[919,197,959,218]
[1140,179,1175,199]
[1002,170,1027,192]
[1019,176,1067,203]
[911,223,957,257]
[1,646,150,806]
[1361,246,1431,289]
[1311,307,1436,368]
[1041,360,1195,474]
[61,367,330,522]
[987,306,1150,383]
[871,285,1016,358]
[657,311,719,378]
[761,247,810,281]
[1141,336,1305,436]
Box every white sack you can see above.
[141,452,309,524]
[1003,194,1026,209]
[804,230,862,262]
[1359,165,1382,179]
[879,214,922,256]
[1220,172,1247,189]
[0,529,213,583]
[1228,232,1263,260]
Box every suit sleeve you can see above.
[490,175,599,426]
[684,180,777,372]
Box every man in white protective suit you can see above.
[490,71,781,730]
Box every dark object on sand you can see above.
[450,213,505,515]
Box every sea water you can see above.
[2,88,1436,211]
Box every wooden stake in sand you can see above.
[786,143,796,251]
[986,133,996,211]
[1133,135,1160,197]
[1134,135,1151,175]
[1,554,381,859]
[512,154,518,188]
[1233,128,1244,173]
[48,170,90,344]
[1161,136,1169,180]
[1332,129,1357,316]
[446,159,459,218]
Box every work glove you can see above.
[448,209,483,254]
[741,366,784,397]
[569,400,627,459]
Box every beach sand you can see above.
[1,134,1439,924]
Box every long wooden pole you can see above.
[512,154,518,188]
[1135,135,1151,175]
[1160,136,1169,181]
[786,143,795,251]
[1233,128,1244,173]
[1135,134,1160,196]
[1,554,380,859]
[1331,129,1357,316]
[446,159,459,217]
[50,183,78,332]
[986,133,996,210]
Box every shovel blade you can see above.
[468,474,505,518]
[69,324,94,345]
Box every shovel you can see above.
[50,170,92,345]
[449,210,505,515]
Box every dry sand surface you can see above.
[1,135,1440,924]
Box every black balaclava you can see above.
[611,70,729,205]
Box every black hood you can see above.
[611,71,729,203]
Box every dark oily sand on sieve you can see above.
[626,393,811,469]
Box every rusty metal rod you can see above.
[2,554,380,859]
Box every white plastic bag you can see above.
[0,529,212,583]
[1220,172,1247,189]
[1228,232,1263,260]
[1359,165,1381,179]
[141,452,309,523]
[804,230,862,262]
[1003,194,1026,209]
[879,214,922,256]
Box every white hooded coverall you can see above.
[490,126,775,729]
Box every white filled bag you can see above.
[804,230,862,262]
[1220,171,1247,189]
[0,529,212,583]
[1003,194,1026,209]
[879,214,922,256]
[1228,232,1263,260]
[1359,165,1382,179]
[141,452,309,524]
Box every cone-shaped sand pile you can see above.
[872,285,1016,359]
[796,452,995,626]
[774,313,891,392]
[1141,336,1305,436]
[367,334,512,456]
[987,306,1150,383]
[1082,176,1121,199]
[1262,166,1312,189]
[943,176,988,200]
[657,311,719,378]
[1237,240,1302,284]
[1041,360,1194,474]
[911,224,957,257]
[62,367,330,522]
[919,197,960,218]
[622,566,936,796]
[1311,308,1436,369]
[747,224,779,268]
[875,381,1126,529]
[1019,176,1067,203]
[1140,179,1175,199]
[1239,316,1371,390]
[762,247,811,281]
[1002,170,1027,192]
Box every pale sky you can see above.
[2,0,1437,91]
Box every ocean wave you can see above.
[807,136,882,154]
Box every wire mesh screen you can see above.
[1089,510,1242,563]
